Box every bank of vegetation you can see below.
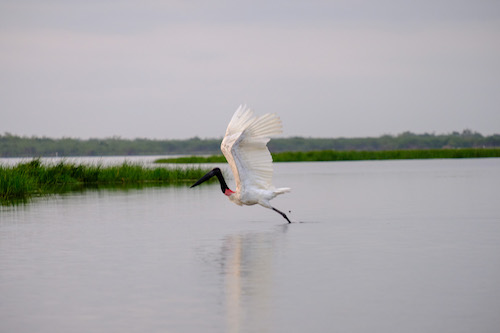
[154,148,500,164]
[1,130,499,157]
[0,159,211,204]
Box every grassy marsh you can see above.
[0,159,211,204]
[154,148,500,164]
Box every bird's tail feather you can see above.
[274,187,291,195]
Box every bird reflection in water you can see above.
[220,225,289,333]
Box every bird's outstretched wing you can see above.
[221,105,283,192]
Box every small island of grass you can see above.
[0,159,212,205]
[154,148,500,164]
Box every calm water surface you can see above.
[1,159,500,333]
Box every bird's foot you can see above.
[272,207,291,223]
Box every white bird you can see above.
[190,105,291,223]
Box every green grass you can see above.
[0,159,212,205]
[272,148,500,161]
[155,148,500,164]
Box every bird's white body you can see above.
[221,105,291,210]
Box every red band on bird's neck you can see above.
[224,189,235,196]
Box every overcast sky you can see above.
[1,0,499,139]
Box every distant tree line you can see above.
[268,130,500,152]
[1,130,499,158]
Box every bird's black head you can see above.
[190,167,233,195]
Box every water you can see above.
[0,155,172,166]
[1,159,500,333]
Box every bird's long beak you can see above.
[190,167,231,195]
[190,169,218,188]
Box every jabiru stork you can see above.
[190,105,291,223]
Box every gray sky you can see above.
[1,0,499,139]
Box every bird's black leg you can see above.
[272,207,291,223]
